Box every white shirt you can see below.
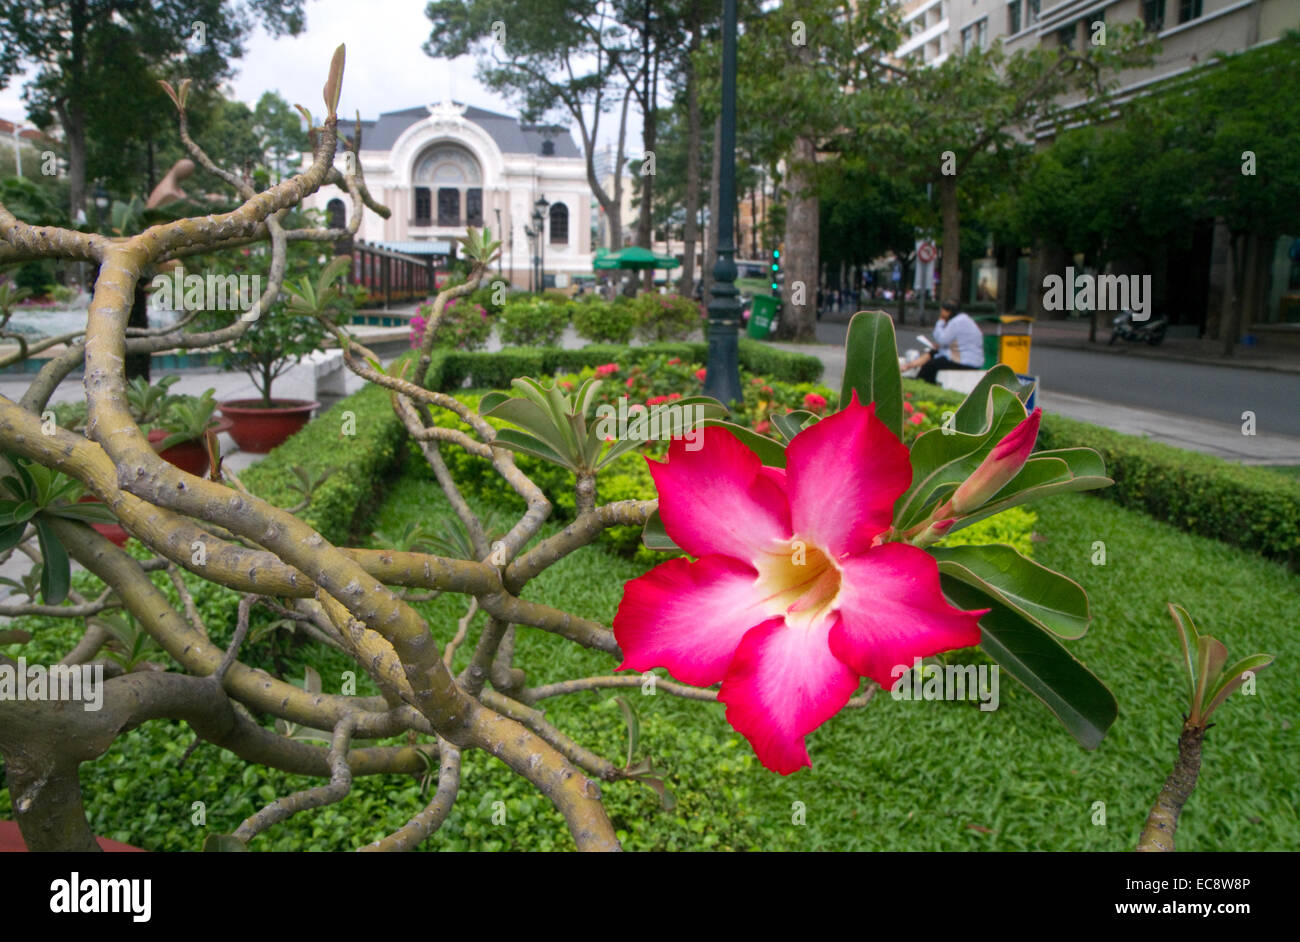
[933,312,984,366]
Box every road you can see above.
[1027,346,1300,440]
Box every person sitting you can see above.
[902,300,985,384]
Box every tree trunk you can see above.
[938,173,960,305]
[776,135,818,341]
[639,44,658,293]
[679,8,701,298]
[1220,232,1247,357]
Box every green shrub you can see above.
[412,297,493,351]
[572,298,639,344]
[498,295,571,347]
[424,341,823,391]
[634,293,705,342]
[241,378,408,545]
[903,378,1300,566]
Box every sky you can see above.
[0,0,635,155]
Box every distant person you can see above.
[902,299,985,384]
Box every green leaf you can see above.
[1167,603,1200,701]
[896,384,1027,528]
[596,397,726,468]
[482,396,575,458]
[1192,634,1228,721]
[33,517,70,605]
[839,310,903,438]
[953,365,1029,434]
[490,428,575,469]
[614,696,640,769]
[1203,653,1275,719]
[931,544,1091,639]
[0,522,26,553]
[641,509,681,552]
[942,575,1117,750]
[771,410,818,442]
[702,419,787,468]
[322,44,346,117]
[49,501,119,525]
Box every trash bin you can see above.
[973,315,1000,369]
[998,315,1034,374]
[748,295,779,339]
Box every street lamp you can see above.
[493,206,503,278]
[523,223,536,293]
[704,0,743,405]
[533,195,549,290]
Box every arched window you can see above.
[413,142,483,228]
[327,198,347,230]
[549,202,569,246]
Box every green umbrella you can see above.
[593,246,680,271]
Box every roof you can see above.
[359,102,581,158]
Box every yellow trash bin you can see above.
[998,315,1034,374]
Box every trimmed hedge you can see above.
[425,339,823,391]
[903,378,1300,567]
[240,380,408,545]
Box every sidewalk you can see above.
[768,317,1300,466]
[1027,317,1300,375]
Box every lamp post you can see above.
[533,195,549,290]
[704,0,743,405]
[523,223,537,293]
[11,121,22,179]
[493,206,503,279]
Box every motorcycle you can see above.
[1109,309,1167,346]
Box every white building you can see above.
[304,101,595,289]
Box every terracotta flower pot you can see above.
[147,418,234,476]
[219,399,320,454]
[78,495,129,547]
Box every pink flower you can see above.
[560,380,574,390]
[754,420,771,435]
[909,412,924,425]
[761,386,773,396]
[903,401,914,414]
[613,393,987,774]
[695,368,707,382]
[949,408,1041,514]
[668,358,682,366]
[595,363,620,377]
[627,376,636,388]
[667,392,681,401]
[647,395,670,406]
[803,392,827,413]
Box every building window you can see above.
[1179,0,1202,23]
[437,188,460,227]
[961,17,988,53]
[1057,21,1076,49]
[1009,0,1021,34]
[549,203,569,245]
[327,198,346,230]
[541,139,555,156]
[466,188,483,227]
[1026,0,1040,26]
[1143,0,1166,31]
[413,187,431,226]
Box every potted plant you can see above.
[149,388,231,476]
[216,256,349,452]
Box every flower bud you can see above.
[950,407,1042,513]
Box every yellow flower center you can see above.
[753,538,843,630]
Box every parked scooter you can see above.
[1109,309,1167,346]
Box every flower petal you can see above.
[784,392,912,557]
[614,555,769,687]
[648,426,791,561]
[829,543,987,687]
[718,618,861,774]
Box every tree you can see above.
[425,0,641,250]
[862,26,1153,305]
[0,0,307,224]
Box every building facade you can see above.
[304,101,595,290]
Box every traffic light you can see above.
[770,247,781,295]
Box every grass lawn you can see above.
[6,461,1294,852]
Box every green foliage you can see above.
[240,378,408,545]
[413,297,493,351]
[424,340,823,391]
[633,293,704,342]
[498,295,571,347]
[571,297,639,344]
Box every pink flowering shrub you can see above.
[410,296,492,351]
